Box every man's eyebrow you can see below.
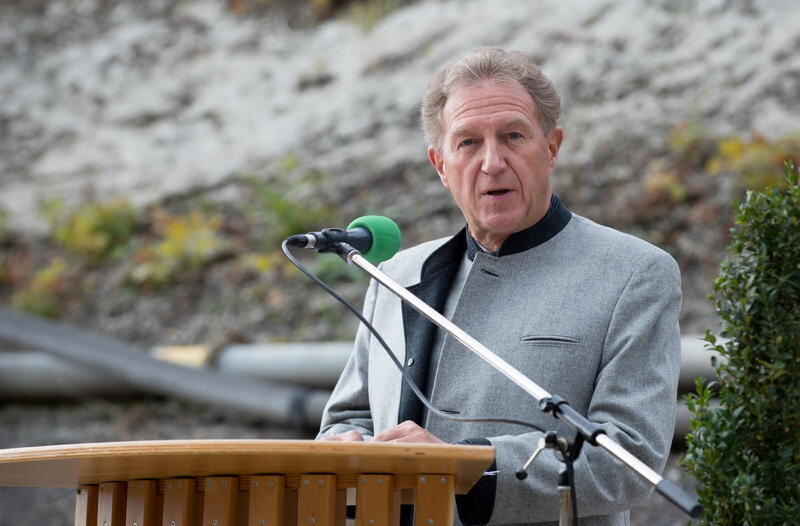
[448,118,536,141]
[449,125,475,139]
[499,118,535,131]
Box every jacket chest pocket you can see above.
[516,335,594,400]
[521,335,580,347]
[509,334,584,394]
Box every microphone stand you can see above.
[515,430,581,525]
[334,244,702,521]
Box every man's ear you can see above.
[427,145,448,187]
[547,128,564,167]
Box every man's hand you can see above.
[319,430,365,442]
[373,420,446,444]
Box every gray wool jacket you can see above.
[318,197,682,526]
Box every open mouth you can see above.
[485,189,511,196]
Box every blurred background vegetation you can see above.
[0,0,797,356]
[2,127,797,337]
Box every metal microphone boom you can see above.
[336,245,702,520]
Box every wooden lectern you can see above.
[0,440,494,526]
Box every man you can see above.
[318,47,681,526]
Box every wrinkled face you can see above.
[428,80,563,251]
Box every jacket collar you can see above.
[463,194,573,262]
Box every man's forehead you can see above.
[443,82,540,135]
[449,115,536,136]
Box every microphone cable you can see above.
[282,239,547,434]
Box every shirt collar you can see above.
[465,194,572,261]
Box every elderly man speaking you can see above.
[317,47,681,526]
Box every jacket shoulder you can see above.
[569,214,675,260]
[377,236,452,285]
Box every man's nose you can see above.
[481,141,507,174]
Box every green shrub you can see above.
[11,258,71,318]
[42,199,138,263]
[244,169,335,245]
[707,133,800,190]
[309,253,366,283]
[682,162,800,524]
[346,0,404,31]
[129,210,231,287]
[0,207,8,244]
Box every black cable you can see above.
[282,240,546,433]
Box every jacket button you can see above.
[406,358,414,366]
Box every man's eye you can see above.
[458,138,476,148]
[507,132,524,140]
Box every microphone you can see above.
[285,215,402,264]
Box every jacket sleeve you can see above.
[316,276,381,440]
[462,250,682,524]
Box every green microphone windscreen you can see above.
[347,216,402,264]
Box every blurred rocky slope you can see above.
[1,0,799,346]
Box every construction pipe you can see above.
[0,303,725,432]
[0,351,140,400]
[0,308,330,428]
[218,335,723,393]
[0,345,707,445]
[678,335,724,394]
[0,336,722,397]
[215,342,352,387]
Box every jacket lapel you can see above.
[397,229,466,425]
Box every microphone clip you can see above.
[285,227,371,257]
[315,228,353,249]
[312,229,362,262]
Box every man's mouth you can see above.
[485,189,511,196]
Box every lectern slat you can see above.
[126,480,159,526]
[248,475,285,526]
[298,474,336,526]
[355,475,397,526]
[98,481,127,526]
[162,478,196,526]
[413,475,453,526]
[75,485,98,526]
[202,476,238,526]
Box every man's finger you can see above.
[320,430,364,442]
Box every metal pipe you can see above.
[0,308,329,428]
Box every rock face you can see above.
[1,0,799,339]
[2,0,798,230]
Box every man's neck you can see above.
[464,194,569,260]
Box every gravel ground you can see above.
[0,399,699,526]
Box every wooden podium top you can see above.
[0,440,494,494]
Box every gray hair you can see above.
[421,47,561,150]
